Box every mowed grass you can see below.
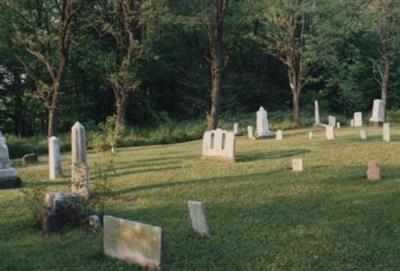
[1,126,400,270]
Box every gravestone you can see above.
[103,215,162,270]
[325,126,335,140]
[360,130,367,140]
[367,161,380,181]
[350,119,354,127]
[276,130,283,140]
[354,112,362,127]
[247,126,255,140]
[383,123,390,142]
[0,133,21,189]
[49,136,62,180]
[256,106,273,138]
[336,122,341,129]
[22,153,38,165]
[308,131,313,140]
[202,128,235,162]
[369,99,385,123]
[292,158,304,172]
[71,122,90,197]
[188,201,210,237]
[328,116,336,127]
[233,123,239,135]
[314,100,320,125]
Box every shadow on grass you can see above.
[112,165,182,178]
[238,149,310,162]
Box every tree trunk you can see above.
[114,90,129,137]
[207,0,228,131]
[381,55,390,121]
[48,107,56,137]
[288,66,302,128]
[292,92,301,127]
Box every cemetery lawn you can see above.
[2,127,400,271]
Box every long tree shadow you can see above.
[237,149,311,162]
[112,165,183,178]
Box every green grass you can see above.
[2,126,400,270]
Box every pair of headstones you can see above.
[202,129,236,162]
[103,201,209,270]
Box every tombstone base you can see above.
[0,177,22,189]
[37,192,83,232]
[256,133,275,139]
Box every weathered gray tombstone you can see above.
[22,153,38,165]
[71,122,90,197]
[233,123,239,135]
[360,130,367,140]
[354,112,363,127]
[383,123,390,142]
[314,100,320,126]
[325,125,335,140]
[292,158,304,172]
[369,99,385,124]
[308,131,313,140]
[49,136,62,180]
[276,130,283,140]
[367,161,380,181]
[256,106,274,138]
[187,201,210,237]
[103,215,162,270]
[247,126,255,140]
[328,116,336,127]
[0,133,21,189]
[202,128,235,162]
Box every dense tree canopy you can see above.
[0,0,399,136]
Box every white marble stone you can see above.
[49,136,62,180]
[276,130,283,140]
[256,106,273,137]
[103,215,162,270]
[188,201,209,237]
[308,131,313,140]
[383,123,390,142]
[325,126,335,140]
[360,130,367,140]
[233,123,239,135]
[336,122,341,129]
[328,116,336,127]
[314,100,320,125]
[370,99,385,123]
[354,112,362,127]
[292,158,304,172]
[202,128,235,162]
[0,133,18,181]
[71,122,90,197]
[247,126,255,140]
[350,119,354,127]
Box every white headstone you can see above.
[233,123,239,135]
[370,99,385,123]
[256,107,273,137]
[71,122,90,197]
[350,119,354,127]
[336,122,341,129]
[328,116,336,127]
[308,131,313,140]
[0,134,18,181]
[354,112,362,127]
[188,201,210,237]
[314,100,320,125]
[49,136,62,180]
[360,130,367,140]
[276,130,283,140]
[383,123,390,142]
[202,128,235,162]
[325,126,335,140]
[247,126,255,140]
[103,215,162,270]
[292,158,304,172]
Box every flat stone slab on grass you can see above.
[188,201,210,237]
[103,215,162,270]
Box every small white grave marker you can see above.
[360,130,367,140]
[325,126,335,140]
[188,201,210,237]
[292,158,304,172]
[247,126,255,140]
[354,112,362,127]
[233,123,239,135]
[328,116,336,127]
[370,99,385,123]
[383,123,390,142]
[276,130,283,140]
[308,131,313,140]
[336,122,341,129]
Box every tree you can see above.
[0,0,87,137]
[369,0,400,120]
